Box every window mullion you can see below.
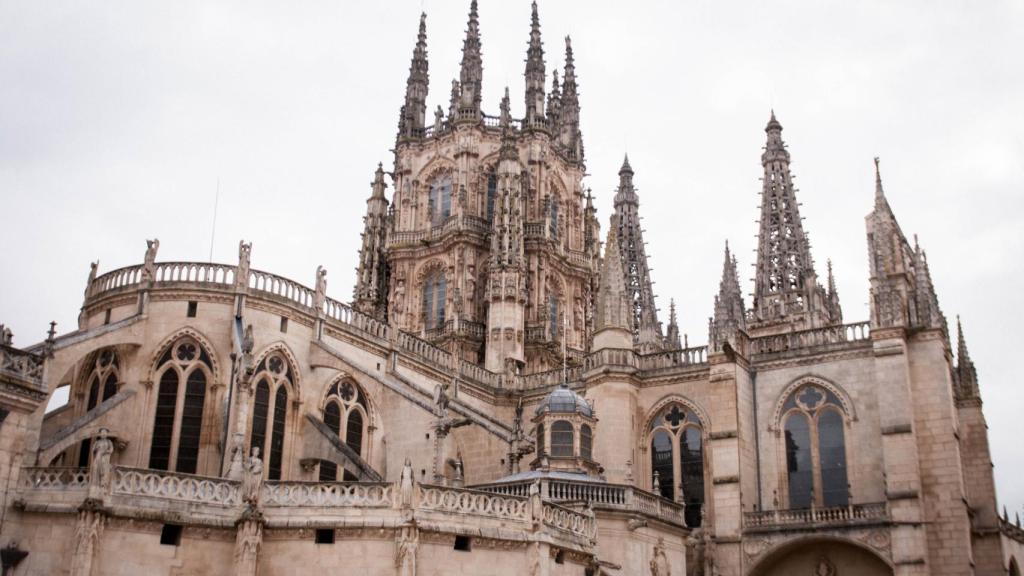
[168,368,186,472]
[810,414,824,507]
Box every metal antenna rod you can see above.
[208,179,220,262]
[562,311,568,385]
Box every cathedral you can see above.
[1,2,1022,575]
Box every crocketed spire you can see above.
[955,316,980,400]
[397,13,429,140]
[595,222,631,334]
[558,36,583,160]
[456,0,483,121]
[353,163,391,319]
[710,241,747,353]
[524,1,546,127]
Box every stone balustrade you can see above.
[474,478,686,527]
[154,262,236,286]
[419,484,529,521]
[112,466,241,507]
[262,481,392,508]
[743,502,888,530]
[248,269,316,309]
[541,501,597,539]
[386,216,490,249]
[0,344,45,387]
[748,321,871,357]
[21,466,89,490]
[636,346,709,372]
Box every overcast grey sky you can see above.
[1,0,1022,512]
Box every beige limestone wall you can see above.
[750,540,892,576]
[2,512,76,575]
[594,515,686,576]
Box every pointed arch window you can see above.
[422,271,446,331]
[649,403,706,527]
[249,351,294,481]
[429,175,452,226]
[548,295,559,339]
[319,378,371,481]
[781,384,849,508]
[549,200,560,239]
[148,337,214,474]
[85,348,120,412]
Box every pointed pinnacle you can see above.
[766,109,782,132]
[620,153,633,174]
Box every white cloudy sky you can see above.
[2,1,1022,512]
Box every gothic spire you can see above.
[547,69,562,131]
[558,36,583,160]
[596,223,631,333]
[826,259,843,323]
[665,299,682,349]
[353,163,391,319]
[398,13,429,140]
[612,155,662,351]
[752,111,834,330]
[711,241,747,352]
[955,316,979,400]
[524,1,546,127]
[457,0,483,121]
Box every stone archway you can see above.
[748,536,893,576]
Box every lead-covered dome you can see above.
[535,384,592,418]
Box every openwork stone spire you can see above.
[523,1,546,127]
[665,299,682,350]
[457,0,483,121]
[398,13,429,140]
[353,164,391,319]
[826,259,843,323]
[612,155,662,351]
[558,36,583,161]
[710,241,747,352]
[751,112,835,332]
[596,223,630,333]
[547,69,562,133]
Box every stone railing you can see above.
[743,502,888,530]
[1000,515,1024,544]
[20,467,89,490]
[520,366,584,391]
[419,484,530,521]
[154,262,236,286]
[248,269,316,309]
[749,321,871,357]
[460,359,503,389]
[86,264,145,297]
[542,501,597,540]
[474,478,685,527]
[261,481,392,508]
[386,216,491,249]
[323,297,391,340]
[396,330,453,370]
[424,319,486,341]
[112,466,241,507]
[0,344,45,386]
[637,346,709,372]
[583,347,637,371]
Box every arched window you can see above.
[781,384,849,508]
[486,173,497,223]
[549,199,559,239]
[148,337,214,474]
[422,271,446,331]
[85,348,120,411]
[648,403,706,527]
[580,424,593,460]
[548,295,559,339]
[536,423,545,456]
[551,420,574,457]
[429,175,452,226]
[320,378,371,482]
[249,351,294,481]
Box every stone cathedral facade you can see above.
[1,2,1022,575]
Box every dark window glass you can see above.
[175,370,206,474]
[149,370,179,470]
[186,301,197,317]
[785,412,814,509]
[430,176,452,226]
[250,380,270,464]
[536,423,544,456]
[549,201,559,239]
[486,174,497,222]
[681,426,705,527]
[319,460,337,482]
[87,377,100,411]
[342,470,358,481]
[551,421,574,457]
[269,386,287,480]
[346,410,364,456]
[580,424,593,460]
[549,296,558,338]
[159,524,182,546]
[435,276,446,329]
[818,409,849,507]
[324,402,341,436]
[78,438,92,468]
[102,373,118,402]
[651,430,674,499]
[423,273,447,330]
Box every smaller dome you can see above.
[536,384,593,418]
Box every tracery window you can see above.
[549,200,560,239]
[249,351,294,481]
[551,420,574,457]
[429,175,452,226]
[781,384,849,508]
[422,271,446,330]
[548,295,559,339]
[148,337,214,474]
[77,349,121,466]
[319,378,370,482]
[649,403,705,527]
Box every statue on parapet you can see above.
[89,428,114,499]
[142,238,160,281]
[314,265,327,310]
[85,260,99,297]
[237,240,252,287]
[242,447,263,505]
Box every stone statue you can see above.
[815,557,836,576]
[226,434,246,481]
[85,260,99,296]
[394,526,418,576]
[0,324,12,346]
[432,382,449,418]
[142,238,159,281]
[242,324,254,355]
[650,537,671,576]
[237,240,252,287]
[314,265,327,310]
[433,105,444,131]
[400,458,414,509]
[243,447,263,505]
[88,428,114,498]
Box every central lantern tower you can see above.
[353,1,601,373]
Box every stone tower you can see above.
[611,156,663,352]
[361,1,597,372]
[750,112,839,335]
